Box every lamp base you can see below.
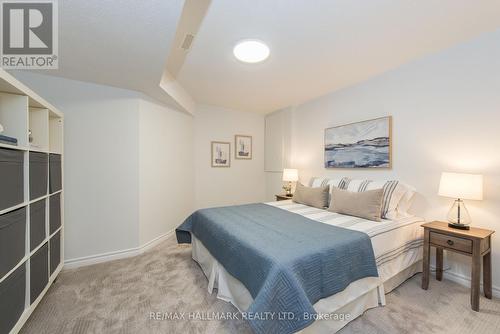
[448,223,470,230]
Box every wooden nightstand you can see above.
[275,194,293,201]
[421,221,495,311]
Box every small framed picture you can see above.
[211,141,231,167]
[235,135,252,160]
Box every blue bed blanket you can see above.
[176,203,378,334]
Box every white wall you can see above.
[11,72,195,263]
[194,105,266,209]
[138,97,194,245]
[264,108,292,201]
[11,72,141,260]
[9,74,265,263]
[266,30,500,293]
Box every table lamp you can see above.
[282,169,298,196]
[438,172,483,230]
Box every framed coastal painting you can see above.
[324,116,392,168]
[235,135,252,159]
[211,141,231,167]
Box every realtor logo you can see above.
[1,0,58,69]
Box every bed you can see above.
[177,179,424,334]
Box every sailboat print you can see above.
[215,145,227,164]
[238,139,249,157]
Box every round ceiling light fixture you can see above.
[233,40,270,63]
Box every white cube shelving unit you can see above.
[0,69,64,334]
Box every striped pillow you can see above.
[309,177,349,189]
[344,179,407,220]
[309,176,350,204]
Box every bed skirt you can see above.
[191,236,422,333]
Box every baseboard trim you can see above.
[63,230,174,269]
[442,269,500,299]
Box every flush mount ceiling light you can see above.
[233,40,270,63]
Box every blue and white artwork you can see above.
[324,116,391,168]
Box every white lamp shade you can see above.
[282,169,298,182]
[438,172,483,200]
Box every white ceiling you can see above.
[177,0,500,114]
[25,0,500,114]
[33,0,185,108]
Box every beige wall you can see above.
[194,105,266,209]
[266,29,500,294]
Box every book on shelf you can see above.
[0,134,18,145]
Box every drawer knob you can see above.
[447,240,454,246]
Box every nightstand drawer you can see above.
[430,232,472,253]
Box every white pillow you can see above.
[343,178,407,220]
[396,183,416,217]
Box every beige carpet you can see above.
[21,236,500,334]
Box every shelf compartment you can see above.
[30,242,48,305]
[29,152,48,200]
[28,108,49,152]
[30,199,46,252]
[0,262,26,334]
[0,92,28,147]
[49,231,61,275]
[0,207,26,280]
[49,193,61,235]
[49,116,62,154]
[49,153,62,193]
[0,147,24,211]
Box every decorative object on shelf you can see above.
[438,172,483,230]
[324,116,392,168]
[282,168,298,196]
[0,122,3,133]
[0,134,18,146]
[28,129,33,143]
[235,135,252,159]
[211,141,231,167]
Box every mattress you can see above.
[192,200,424,333]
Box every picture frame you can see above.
[324,116,392,168]
[211,141,231,167]
[235,135,252,160]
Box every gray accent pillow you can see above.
[329,187,384,222]
[292,183,329,209]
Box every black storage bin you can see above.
[30,199,46,251]
[49,193,61,234]
[0,263,26,334]
[0,148,24,211]
[0,207,26,278]
[30,242,48,304]
[50,231,61,275]
[29,152,48,200]
[49,154,62,193]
